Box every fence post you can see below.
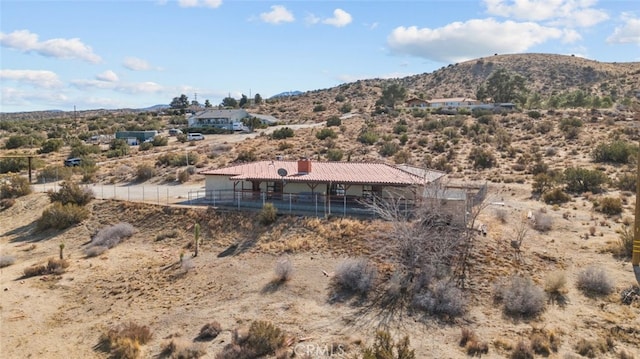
[237,191,240,210]
[343,195,346,217]
[262,192,265,206]
[315,194,318,217]
[289,193,292,213]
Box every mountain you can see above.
[269,91,304,99]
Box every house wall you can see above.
[205,176,236,192]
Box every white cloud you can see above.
[483,0,608,27]
[387,19,565,63]
[1,87,69,110]
[0,69,62,88]
[96,70,119,82]
[123,57,153,71]
[305,13,320,25]
[178,0,222,8]
[322,9,352,27]
[0,30,101,63]
[607,14,640,44]
[116,82,164,94]
[260,5,294,24]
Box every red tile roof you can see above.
[200,161,443,186]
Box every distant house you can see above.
[405,98,429,108]
[188,109,278,130]
[198,159,450,217]
[115,130,158,145]
[427,97,482,109]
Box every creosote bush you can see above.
[196,321,222,341]
[595,196,622,216]
[576,266,614,297]
[217,320,285,359]
[136,164,156,182]
[510,340,534,359]
[0,174,32,199]
[330,257,377,297]
[47,181,94,206]
[36,202,89,231]
[160,338,206,359]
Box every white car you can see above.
[187,133,204,141]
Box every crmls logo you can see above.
[293,343,347,357]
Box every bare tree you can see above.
[510,217,529,263]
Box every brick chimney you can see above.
[297,158,311,174]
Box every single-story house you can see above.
[428,97,482,109]
[115,130,158,145]
[405,98,429,108]
[198,159,447,217]
[188,109,279,130]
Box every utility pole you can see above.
[633,153,640,284]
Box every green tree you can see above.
[221,96,238,108]
[477,68,527,103]
[170,94,189,110]
[563,167,607,194]
[380,83,407,109]
[254,93,263,105]
[204,99,212,108]
[239,94,248,108]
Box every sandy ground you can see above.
[1,183,640,358]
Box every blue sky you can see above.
[1,0,639,113]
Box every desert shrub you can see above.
[47,181,94,206]
[527,110,542,119]
[136,164,156,182]
[39,139,63,154]
[155,229,180,241]
[326,116,342,127]
[196,321,222,341]
[327,148,343,161]
[542,187,571,204]
[0,157,29,173]
[511,340,534,359]
[563,167,607,194]
[592,140,636,164]
[498,275,546,318]
[532,173,558,195]
[160,338,206,359]
[88,222,135,249]
[235,150,257,163]
[23,258,69,278]
[313,104,326,112]
[37,203,89,231]
[271,127,294,139]
[468,146,496,169]
[0,174,32,199]
[536,120,554,134]
[544,271,567,296]
[596,196,622,216]
[616,173,637,192]
[574,338,610,358]
[532,211,553,232]
[0,255,16,268]
[576,266,614,296]
[151,135,169,146]
[177,169,191,183]
[37,165,73,182]
[316,128,337,140]
[0,198,16,210]
[412,280,467,317]
[98,321,152,359]
[466,340,489,357]
[379,141,400,157]
[330,257,377,296]
[612,226,634,259]
[156,151,198,167]
[85,246,108,257]
[244,321,285,357]
[358,130,379,145]
[258,203,277,225]
[361,330,415,359]
[274,257,293,283]
[559,117,583,139]
[69,142,100,158]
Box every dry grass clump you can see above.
[195,321,222,341]
[258,203,278,226]
[23,258,69,278]
[0,255,16,268]
[159,338,206,359]
[574,337,613,358]
[459,328,489,357]
[510,340,533,359]
[330,257,377,298]
[155,229,181,241]
[97,321,152,359]
[610,225,634,259]
[494,275,546,318]
[85,222,135,256]
[216,320,286,359]
[576,266,614,297]
[361,330,415,359]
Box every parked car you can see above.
[64,157,82,167]
[168,128,183,136]
[187,133,204,141]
